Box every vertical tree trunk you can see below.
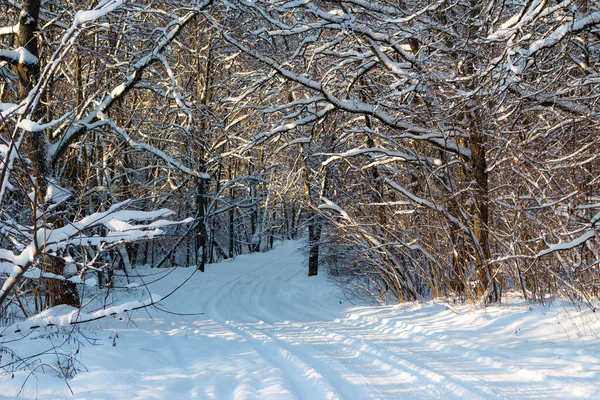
[365,110,385,228]
[47,258,80,307]
[16,0,40,96]
[228,165,235,258]
[299,143,320,276]
[17,0,80,307]
[208,165,222,263]
[283,202,290,239]
[307,227,320,277]
[248,162,260,252]
[194,31,212,271]
[471,129,496,301]
[18,0,46,195]
[196,175,208,272]
[463,1,497,303]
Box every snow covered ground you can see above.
[1,240,599,399]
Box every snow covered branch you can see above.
[0,294,163,338]
[215,24,470,158]
[0,201,192,308]
[537,230,596,258]
[0,48,38,65]
[49,2,212,177]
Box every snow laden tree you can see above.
[486,0,600,303]
[0,0,212,318]
[207,0,497,301]
[207,0,600,305]
[1,0,599,318]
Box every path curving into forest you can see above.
[2,240,599,399]
[152,240,599,400]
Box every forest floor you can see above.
[1,240,599,399]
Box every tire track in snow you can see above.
[234,253,449,399]
[159,265,298,399]
[232,320,396,400]
[269,319,508,400]
[217,249,397,400]
[242,248,521,399]
[340,313,544,384]
[236,278,393,399]
[312,308,560,399]
[203,257,342,400]
[199,243,546,399]
[243,261,495,399]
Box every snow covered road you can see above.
[1,240,599,399]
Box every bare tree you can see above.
[1,0,212,314]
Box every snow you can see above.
[0,295,162,337]
[44,180,72,205]
[17,112,73,133]
[0,24,18,36]
[526,12,600,57]
[319,198,350,220]
[1,240,599,399]
[320,147,424,166]
[0,103,17,113]
[538,230,596,257]
[73,0,124,25]
[0,47,38,65]
[15,118,39,132]
[0,202,189,302]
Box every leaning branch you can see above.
[0,48,38,66]
[0,295,162,337]
[215,27,470,158]
[0,24,18,36]
[48,7,201,164]
[537,230,596,258]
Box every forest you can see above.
[1,0,600,325]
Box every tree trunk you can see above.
[308,226,320,277]
[17,0,80,307]
[471,129,496,301]
[300,143,320,276]
[194,33,212,270]
[228,165,235,258]
[196,175,208,271]
[209,165,222,263]
[46,258,80,307]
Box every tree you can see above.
[1,0,212,314]
[207,0,600,304]
[2,0,600,321]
